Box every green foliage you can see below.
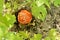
[0,0,3,13]
[0,15,42,40]
[54,0,60,7]
[0,13,16,40]
[31,0,47,21]
[45,37,51,40]
[19,31,29,39]
[0,28,3,40]
[0,0,60,40]
[0,14,16,32]
[31,0,60,21]
[0,13,60,40]
[4,0,60,21]
[4,32,23,40]
[44,29,59,40]
[13,1,18,10]
[30,34,42,40]
[44,0,50,8]
[48,29,56,40]
[6,2,11,8]
[30,0,51,21]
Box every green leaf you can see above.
[4,32,15,40]
[0,28,3,40]
[30,34,42,40]
[48,29,56,40]
[0,22,7,32]
[15,33,23,40]
[6,2,11,8]
[0,14,16,27]
[4,32,23,40]
[44,0,50,8]
[35,0,44,7]
[44,37,51,40]
[0,15,9,27]
[0,0,3,13]
[0,14,16,33]
[19,31,29,39]
[5,14,16,28]
[31,1,47,21]
[54,0,60,7]
[13,1,18,10]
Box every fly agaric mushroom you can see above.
[18,10,32,24]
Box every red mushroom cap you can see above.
[18,10,32,24]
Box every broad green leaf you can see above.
[31,1,47,21]
[54,0,60,7]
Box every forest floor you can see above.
[4,0,60,40]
